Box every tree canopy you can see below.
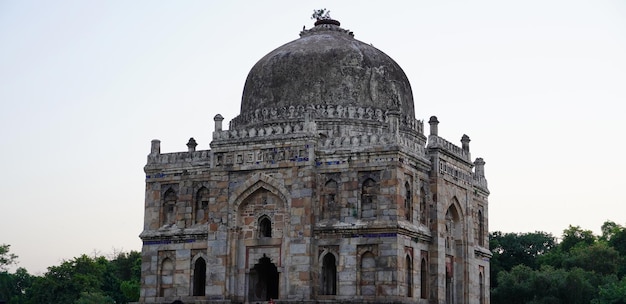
[0,250,140,304]
[491,221,626,304]
[0,244,18,272]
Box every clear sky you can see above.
[1,1,625,274]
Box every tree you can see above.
[592,277,626,304]
[102,251,141,303]
[491,265,536,304]
[0,244,17,272]
[492,265,598,304]
[560,225,596,252]
[24,255,107,304]
[490,231,556,287]
[600,221,626,277]
[0,267,33,303]
[564,241,620,275]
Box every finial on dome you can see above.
[311,8,340,26]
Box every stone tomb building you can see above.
[139,17,491,304]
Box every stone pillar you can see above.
[388,110,400,136]
[461,134,470,153]
[428,116,439,136]
[150,139,161,155]
[187,137,197,152]
[474,158,486,177]
[214,114,224,131]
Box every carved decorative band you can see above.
[230,104,422,133]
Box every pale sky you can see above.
[1,1,625,274]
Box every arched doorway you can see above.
[192,258,206,296]
[321,253,337,295]
[248,255,279,301]
[444,201,464,304]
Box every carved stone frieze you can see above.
[214,145,308,167]
[229,104,423,134]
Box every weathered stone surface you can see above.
[139,17,490,304]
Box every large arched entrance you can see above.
[248,255,279,301]
[444,201,465,304]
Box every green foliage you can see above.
[0,267,33,303]
[23,255,107,304]
[560,225,596,252]
[0,250,142,304]
[102,251,142,303]
[74,291,115,304]
[492,265,598,304]
[601,221,626,277]
[120,279,140,302]
[489,231,556,287]
[0,244,18,272]
[0,247,141,303]
[592,277,626,304]
[564,241,620,275]
[491,221,626,304]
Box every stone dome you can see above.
[239,19,415,122]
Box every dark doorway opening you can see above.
[321,253,337,295]
[249,255,279,301]
[193,258,206,296]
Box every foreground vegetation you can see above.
[0,245,140,304]
[3,220,626,303]
[491,221,626,304]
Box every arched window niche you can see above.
[404,181,412,221]
[322,179,339,220]
[258,215,272,238]
[161,188,177,227]
[361,178,377,219]
[420,257,428,299]
[195,187,210,224]
[406,255,413,297]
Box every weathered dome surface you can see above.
[239,20,415,121]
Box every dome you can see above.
[238,19,415,123]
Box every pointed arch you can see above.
[161,188,177,226]
[447,196,464,220]
[406,254,413,297]
[445,200,463,250]
[419,186,427,225]
[479,271,485,304]
[478,209,485,246]
[420,257,428,299]
[159,257,174,297]
[360,251,376,296]
[230,173,291,212]
[192,257,206,296]
[258,215,272,238]
[322,179,339,220]
[404,181,412,221]
[195,186,210,224]
[320,252,337,295]
[445,197,465,304]
[361,178,377,219]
